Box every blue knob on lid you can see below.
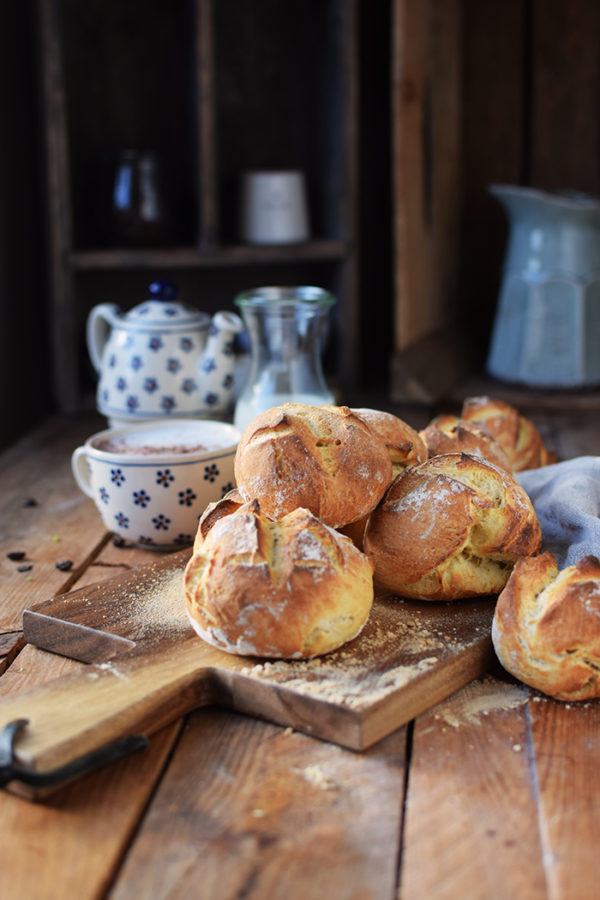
[148,279,178,301]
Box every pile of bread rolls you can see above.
[423,396,558,472]
[183,395,600,700]
[184,404,389,659]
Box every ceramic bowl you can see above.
[71,419,241,549]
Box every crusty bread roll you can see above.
[492,553,600,701]
[234,403,392,528]
[363,452,541,601]
[352,408,427,475]
[193,488,245,553]
[183,502,374,659]
[339,407,428,549]
[420,416,512,472]
[459,396,556,471]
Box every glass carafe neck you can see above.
[233,286,336,430]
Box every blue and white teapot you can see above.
[87,280,243,426]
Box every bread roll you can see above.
[234,403,392,528]
[460,396,556,471]
[193,488,245,553]
[352,408,427,475]
[363,452,541,601]
[492,553,600,701]
[420,416,512,472]
[183,503,374,659]
[338,408,427,549]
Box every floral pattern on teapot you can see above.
[87,280,243,426]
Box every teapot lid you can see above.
[123,280,210,328]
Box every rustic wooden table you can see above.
[0,404,599,900]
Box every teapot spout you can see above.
[197,311,244,415]
[208,311,244,338]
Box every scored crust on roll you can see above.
[492,553,600,701]
[460,396,556,472]
[339,407,428,550]
[234,403,393,528]
[420,416,512,472]
[183,503,375,659]
[193,487,245,553]
[363,452,541,601]
[351,408,427,475]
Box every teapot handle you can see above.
[86,304,120,374]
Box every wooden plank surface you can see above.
[0,713,181,899]
[0,415,108,630]
[399,673,548,899]
[111,711,407,900]
[529,695,600,899]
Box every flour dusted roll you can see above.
[459,396,556,471]
[234,403,392,528]
[339,407,428,549]
[183,502,374,659]
[363,452,541,601]
[420,417,512,472]
[193,488,245,553]
[352,408,427,475]
[492,553,600,701]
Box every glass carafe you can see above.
[233,286,336,431]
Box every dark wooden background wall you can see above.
[389,0,600,402]
[461,0,600,356]
[0,3,49,449]
[1,0,600,449]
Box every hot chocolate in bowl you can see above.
[71,419,241,549]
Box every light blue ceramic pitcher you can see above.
[486,184,600,388]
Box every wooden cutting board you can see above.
[0,549,496,793]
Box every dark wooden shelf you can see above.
[69,240,348,271]
[39,0,359,414]
[449,373,600,413]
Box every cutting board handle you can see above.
[0,718,149,792]
[0,638,223,798]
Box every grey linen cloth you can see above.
[516,456,600,569]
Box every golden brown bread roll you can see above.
[492,553,600,701]
[234,403,392,528]
[351,408,427,476]
[363,452,541,601]
[183,502,374,659]
[460,396,556,471]
[420,416,512,473]
[193,488,245,553]
[338,407,428,549]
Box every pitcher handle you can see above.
[71,447,95,499]
[86,304,119,374]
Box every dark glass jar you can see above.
[110,149,170,245]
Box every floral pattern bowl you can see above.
[71,419,241,549]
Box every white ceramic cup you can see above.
[240,170,310,245]
[71,419,241,549]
